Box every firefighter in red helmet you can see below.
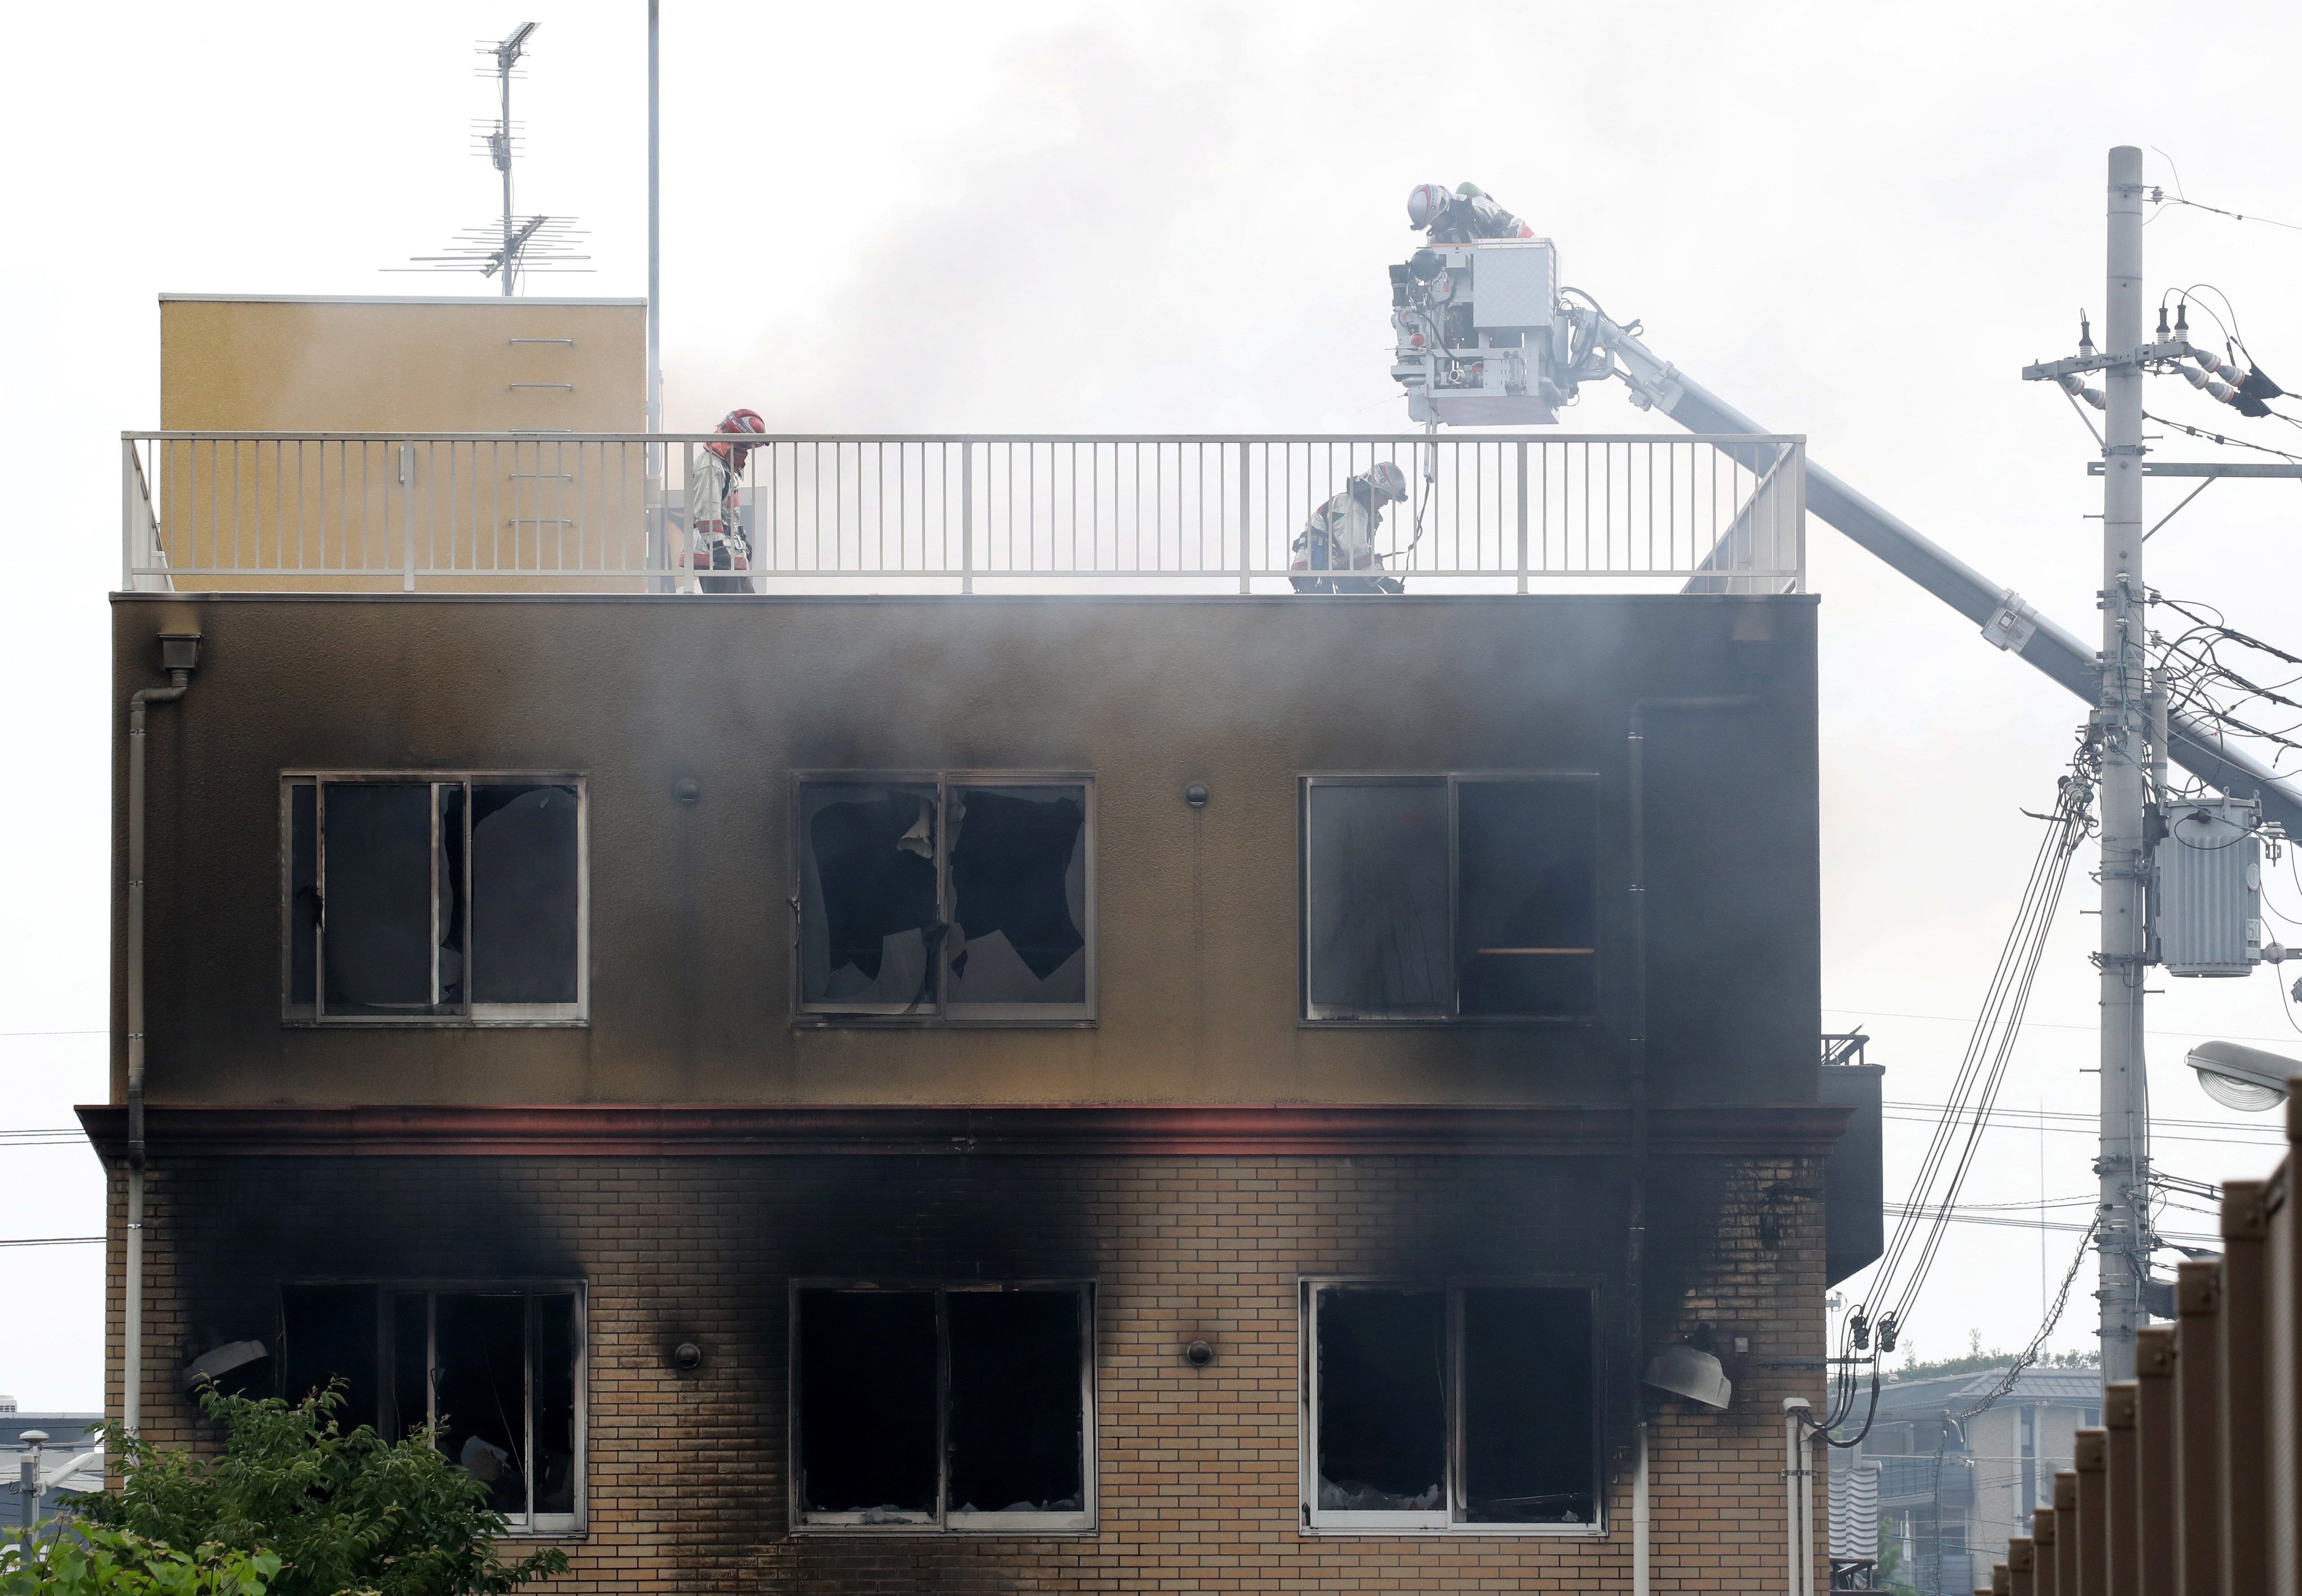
[690,408,765,592]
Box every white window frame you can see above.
[1298,771,1601,1025]
[1298,1277,1605,1537]
[787,1280,1098,1535]
[280,772,589,1026]
[278,1278,586,1538]
[790,771,1096,1026]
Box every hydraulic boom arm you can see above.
[1597,318,2302,835]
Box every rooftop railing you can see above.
[121,432,1804,596]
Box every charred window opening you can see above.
[284,775,585,1024]
[792,1284,1094,1532]
[1302,774,1597,1021]
[795,775,1093,1022]
[1305,1281,1599,1533]
[1315,1289,1447,1514]
[281,1283,583,1533]
[795,1290,940,1522]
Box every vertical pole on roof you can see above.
[643,2,666,590]
[646,1,662,437]
[2096,145,2150,1385]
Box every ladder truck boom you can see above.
[1596,316,2302,837]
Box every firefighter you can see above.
[1291,461,1410,594]
[1406,181,1535,245]
[689,408,766,592]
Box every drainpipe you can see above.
[1784,1396,1815,1596]
[124,630,200,1439]
[1627,692,1757,1596]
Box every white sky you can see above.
[6,0,2302,1407]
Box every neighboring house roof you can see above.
[1869,1366,2102,1416]
[0,1413,102,1451]
[0,1413,107,1509]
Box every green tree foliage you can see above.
[68,1386,565,1596]
[0,1524,280,1596]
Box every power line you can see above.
[1823,1005,2302,1048]
[0,1236,102,1249]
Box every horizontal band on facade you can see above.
[75,1101,1853,1160]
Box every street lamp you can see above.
[2184,1039,2299,1112]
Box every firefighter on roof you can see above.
[690,408,765,593]
[1407,181,1535,244]
[1291,461,1410,594]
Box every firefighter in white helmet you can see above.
[1406,181,1534,245]
[1291,461,1410,594]
[689,408,765,593]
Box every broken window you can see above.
[282,775,585,1023]
[1301,774,1597,1021]
[792,1284,1093,1531]
[795,775,1092,1021]
[281,1283,584,1534]
[1304,1281,1598,1533]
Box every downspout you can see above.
[124,631,199,1440]
[1628,692,1758,1596]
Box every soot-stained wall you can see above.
[118,1149,1827,1594]
[111,592,1819,1109]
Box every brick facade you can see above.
[110,1150,1827,1593]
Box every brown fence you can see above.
[1982,1104,2297,1596]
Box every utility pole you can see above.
[2097,144,2151,1382]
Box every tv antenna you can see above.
[398,22,591,293]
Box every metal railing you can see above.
[120,432,1804,595]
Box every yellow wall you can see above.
[160,295,645,433]
[147,297,649,591]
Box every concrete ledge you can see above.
[77,1101,1853,1160]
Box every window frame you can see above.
[1297,1276,1605,1538]
[279,771,589,1027]
[1298,771,1601,1026]
[788,770,1097,1026]
[786,1278,1098,1535]
[275,1278,587,1539]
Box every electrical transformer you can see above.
[1389,240,1571,425]
[2155,796,2265,976]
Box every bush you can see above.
[0,1524,280,1596]
[68,1385,565,1596]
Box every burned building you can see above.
[88,294,1874,1591]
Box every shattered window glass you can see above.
[947,785,1088,1009]
[794,1284,1095,1530]
[1305,781,1450,1017]
[947,1290,1085,1516]
[1306,1282,1599,1531]
[1315,1289,1447,1515]
[796,776,1094,1020]
[1456,780,1598,1018]
[299,1285,584,1531]
[798,783,941,1010]
[285,776,584,1021]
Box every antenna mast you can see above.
[488,22,537,297]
